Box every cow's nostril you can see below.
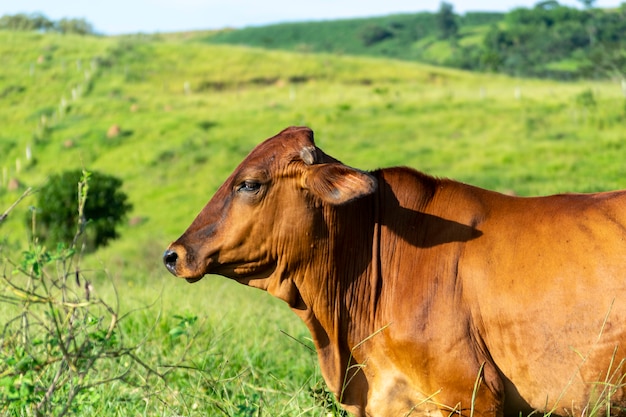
[163,249,179,275]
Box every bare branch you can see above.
[0,187,34,224]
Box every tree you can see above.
[0,13,52,31]
[30,170,132,251]
[436,2,459,40]
[56,18,95,35]
[0,13,94,35]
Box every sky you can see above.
[0,0,622,35]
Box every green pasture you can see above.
[1,30,626,415]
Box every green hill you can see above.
[206,12,503,66]
[205,5,626,80]
[0,30,625,415]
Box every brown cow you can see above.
[164,126,626,417]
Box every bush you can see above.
[0,243,133,416]
[1,173,178,416]
[30,170,132,252]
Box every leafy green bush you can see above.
[31,170,132,252]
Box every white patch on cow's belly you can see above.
[367,368,443,417]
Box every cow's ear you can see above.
[303,164,377,205]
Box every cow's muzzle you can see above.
[163,246,205,283]
[163,249,178,275]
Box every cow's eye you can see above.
[238,180,261,193]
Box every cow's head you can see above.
[163,126,377,304]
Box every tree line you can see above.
[439,1,626,79]
[207,1,626,81]
[0,13,95,35]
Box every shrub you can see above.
[0,172,172,416]
[576,88,597,109]
[30,170,132,252]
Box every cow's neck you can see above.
[291,168,445,409]
[285,191,380,407]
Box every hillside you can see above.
[0,29,626,415]
[205,5,626,80]
[206,12,503,68]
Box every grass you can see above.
[1,29,626,415]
